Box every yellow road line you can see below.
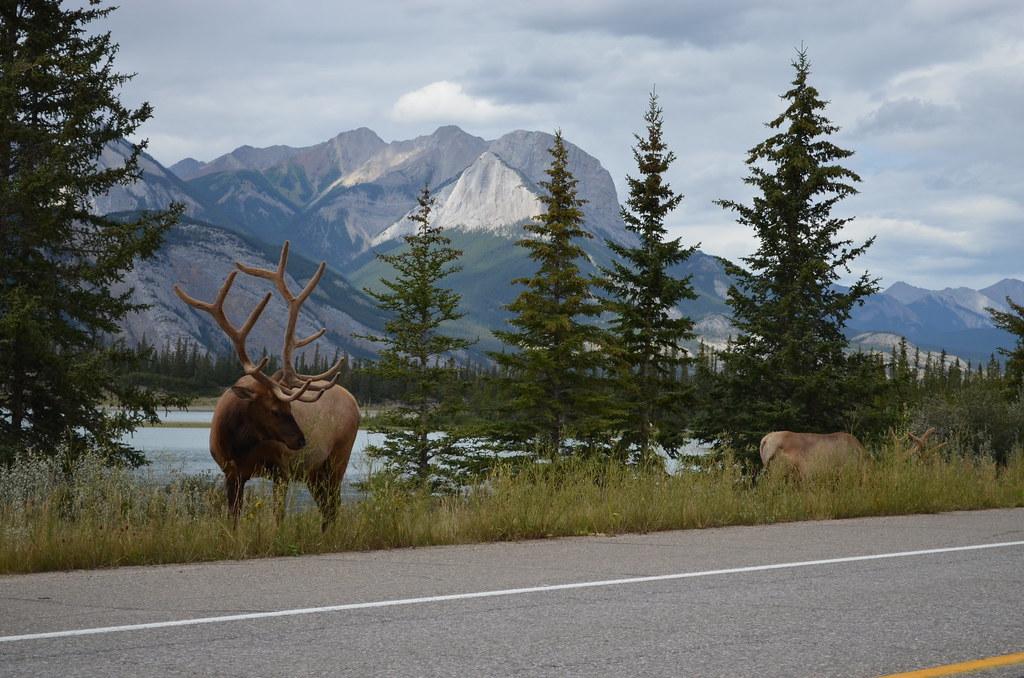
[881,651,1024,677]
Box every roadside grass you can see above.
[1,445,1022,574]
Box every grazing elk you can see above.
[174,242,360,528]
[759,431,866,477]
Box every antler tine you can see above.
[174,275,280,394]
[296,262,326,303]
[292,354,347,391]
[273,376,314,403]
[236,241,295,302]
[173,270,236,312]
[294,328,326,349]
[239,293,273,338]
[293,371,341,402]
[278,261,328,384]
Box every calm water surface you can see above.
[123,410,710,491]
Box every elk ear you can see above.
[230,385,257,400]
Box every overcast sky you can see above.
[101,0,1024,290]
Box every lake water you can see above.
[123,410,711,494]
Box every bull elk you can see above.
[174,242,360,528]
[759,431,866,477]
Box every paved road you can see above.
[2,509,1023,677]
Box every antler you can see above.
[908,427,931,450]
[173,271,317,403]
[908,427,948,454]
[235,241,345,396]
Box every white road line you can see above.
[2,539,1022,644]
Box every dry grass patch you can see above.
[2,445,1022,574]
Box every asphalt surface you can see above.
[1,508,1023,677]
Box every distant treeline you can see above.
[125,336,500,406]
[129,334,1009,407]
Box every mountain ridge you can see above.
[99,128,1022,364]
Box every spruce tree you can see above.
[601,91,697,464]
[491,131,613,458]
[986,298,1024,394]
[692,49,878,456]
[360,187,474,487]
[0,1,182,464]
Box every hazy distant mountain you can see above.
[94,140,207,218]
[849,279,1022,361]
[981,279,1024,306]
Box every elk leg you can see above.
[225,471,246,527]
[308,469,339,531]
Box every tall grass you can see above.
[2,444,1022,574]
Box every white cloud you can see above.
[391,81,530,124]
[886,42,1024,106]
[929,195,1020,225]
[847,216,982,254]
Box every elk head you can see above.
[228,377,307,450]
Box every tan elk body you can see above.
[759,431,866,476]
[175,242,360,527]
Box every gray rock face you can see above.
[487,130,631,246]
[374,152,541,244]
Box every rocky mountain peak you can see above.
[373,151,541,245]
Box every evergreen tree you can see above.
[491,131,613,457]
[359,187,474,487]
[0,1,182,464]
[601,91,697,464]
[692,49,878,456]
[986,297,1024,394]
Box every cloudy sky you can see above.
[102,0,1024,290]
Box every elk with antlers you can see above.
[174,242,360,528]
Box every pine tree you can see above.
[359,187,474,487]
[0,1,183,464]
[692,49,879,456]
[491,131,613,458]
[986,297,1024,394]
[601,91,697,464]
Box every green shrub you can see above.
[908,382,1024,464]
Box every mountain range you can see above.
[99,126,1020,365]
